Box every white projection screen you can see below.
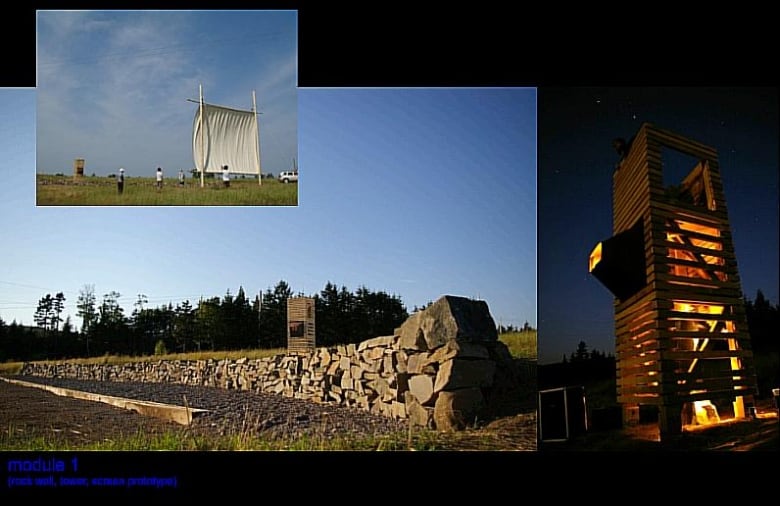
[193,103,261,175]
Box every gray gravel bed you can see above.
[10,375,409,441]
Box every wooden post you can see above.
[253,90,262,186]
[199,84,205,189]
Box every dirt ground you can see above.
[540,397,779,451]
[0,379,538,450]
[0,380,183,447]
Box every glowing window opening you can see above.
[674,220,720,238]
[588,243,602,273]
[672,301,725,315]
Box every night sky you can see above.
[538,87,778,364]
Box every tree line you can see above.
[0,280,409,362]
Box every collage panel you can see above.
[537,87,779,450]
[3,83,539,455]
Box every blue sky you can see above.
[1,87,537,334]
[36,10,297,178]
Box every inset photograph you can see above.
[36,10,298,206]
[538,87,778,450]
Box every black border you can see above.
[4,1,779,499]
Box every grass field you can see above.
[499,330,537,360]
[0,423,445,451]
[1,332,536,375]
[36,174,297,206]
[0,348,286,376]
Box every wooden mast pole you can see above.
[253,90,262,186]
[199,84,205,188]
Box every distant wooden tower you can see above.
[287,297,315,354]
[73,158,85,178]
[589,123,757,439]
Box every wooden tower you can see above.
[287,297,316,354]
[589,123,758,438]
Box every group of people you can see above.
[116,165,232,194]
[116,166,191,194]
[154,167,186,190]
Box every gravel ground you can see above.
[4,375,409,442]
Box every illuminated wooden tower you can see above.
[589,123,758,438]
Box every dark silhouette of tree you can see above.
[258,280,292,349]
[196,296,221,351]
[76,284,97,355]
[315,281,340,346]
[92,291,129,355]
[573,340,589,362]
[34,294,53,332]
[744,289,779,353]
[173,300,195,353]
[52,292,65,332]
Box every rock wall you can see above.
[20,295,535,431]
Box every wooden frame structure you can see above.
[287,297,315,354]
[589,123,757,438]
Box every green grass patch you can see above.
[0,362,23,375]
[10,348,288,370]
[1,423,446,451]
[499,330,537,360]
[36,174,297,206]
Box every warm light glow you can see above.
[693,400,720,426]
[701,254,724,266]
[733,396,745,419]
[690,237,722,250]
[667,224,726,281]
[675,211,720,223]
[690,389,707,394]
[648,371,657,376]
[674,220,720,237]
[589,243,602,272]
[670,317,734,334]
[673,301,724,315]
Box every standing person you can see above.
[222,165,230,188]
[156,167,163,190]
[178,169,185,187]
[117,167,125,195]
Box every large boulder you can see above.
[433,388,485,431]
[405,391,433,428]
[434,358,496,392]
[403,296,499,351]
[397,312,427,351]
[408,374,435,405]
[429,339,490,363]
